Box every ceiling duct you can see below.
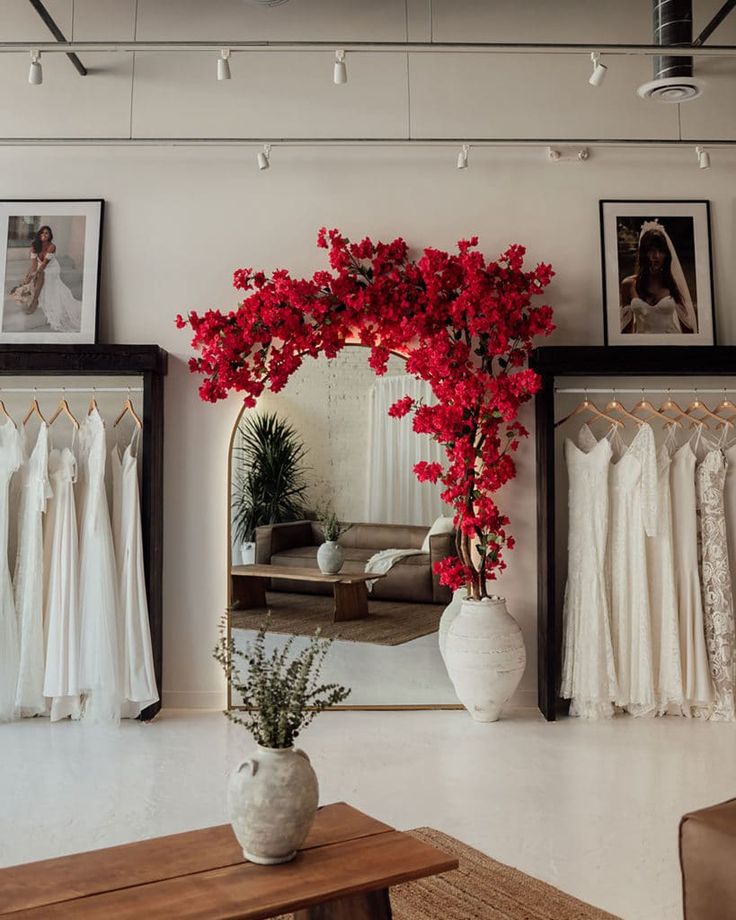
[638,0,703,101]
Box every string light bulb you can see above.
[589,51,607,87]
[217,49,231,81]
[257,144,271,170]
[333,50,347,85]
[28,50,42,85]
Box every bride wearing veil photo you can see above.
[620,220,698,335]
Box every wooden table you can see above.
[230,565,385,622]
[0,803,458,919]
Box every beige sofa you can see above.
[255,521,455,604]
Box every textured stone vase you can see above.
[227,746,319,865]
[438,588,466,663]
[444,596,526,722]
[317,540,344,574]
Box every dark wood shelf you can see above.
[0,343,167,376]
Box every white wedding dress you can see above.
[43,447,82,721]
[646,430,684,714]
[77,409,121,723]
[14,423,51,716]
[38,253,82,333]
[630,296,681,334]
[111,432,159,718]
[609,424,658,715]
[560,423,617,718]
[0,419,22,722]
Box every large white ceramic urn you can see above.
[227,746,319,865]
[444,595,526,722]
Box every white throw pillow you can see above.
[421,516,455,553]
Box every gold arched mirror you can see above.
[226,345,461,709]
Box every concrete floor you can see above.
[1,708,734,919]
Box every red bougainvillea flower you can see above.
[178,229,554,599]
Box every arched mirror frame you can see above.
[224,343,463,712]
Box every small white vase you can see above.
[227,745,319,865]
[444,596,526,722]
[241,541,256,565]
[317,540,344,575]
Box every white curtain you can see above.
[367,375,449,526]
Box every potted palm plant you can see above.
[215,623,350,865]
[232,412,309,564]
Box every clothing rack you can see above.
[0,386,143,394]
[530,345,736,721]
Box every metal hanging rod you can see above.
[556,387,736,395]
[1,40,735,56]
[0,386,142,394]
[1,137,736,149]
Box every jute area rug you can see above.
[278,827,621,920]
[230,592,443,646]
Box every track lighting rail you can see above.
[1,40,736,57]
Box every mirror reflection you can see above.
[228,346,459,707]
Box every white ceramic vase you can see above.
[444,596,526,722]
[438,588,466,663]
[317,540,344,575]
[227,746,319,865]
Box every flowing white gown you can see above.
[609,424,658,715]
[0,419,22,722]
[646,430,684,714]
[111,433,158,718]
[696,446,735,721]
[630,296,681,334]
[77,409,121,723]
[38,254,82,333]
[14,424,51,716]
[560,423,617,719]
[43,447,81,721]
[670,431,713,711]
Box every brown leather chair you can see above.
[255,520,456,604]
[680,797,736,919]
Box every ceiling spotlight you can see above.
[333,50,347,85]
[457,144,469,169]
[696,146,710,170]
[257,144,271,171]
[28,50,42,86]
[217,49,231,81]
[589,52,607,87]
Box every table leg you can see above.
[230,575,268,610]
[333,581,369,622]
[294,887,392,919]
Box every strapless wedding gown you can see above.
[38,255,82,333]
[630,296,681,334]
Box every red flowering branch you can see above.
[178,229,554,600]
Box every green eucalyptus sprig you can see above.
[214,619,351,748]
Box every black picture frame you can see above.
[599,199,715,346]
[0,198,104,344]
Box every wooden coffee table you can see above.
[0,803,457,919]
[231,564,385,622]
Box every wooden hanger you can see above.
[113,396,143,430]
[48,397,80,430]
[87,391,98,415]
[23,394,46,426]
[631,391,681,427]
[0,399,16,429]
[554,396,622,430]
[604,394,646,426]
[713,392,736,429]
[685,394,723,428]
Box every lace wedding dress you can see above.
[14,424,51,717]
[696,446,735,721]
[560,423,617,718]
[0,419,22,722]
[38,254,82,333]
[609,424,658,715]
[646,430,684,713]
[670,433,713,710]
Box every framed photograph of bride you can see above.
[0,199,103,344]
[599,199,715,346]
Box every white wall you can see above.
[1,0,735,709]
